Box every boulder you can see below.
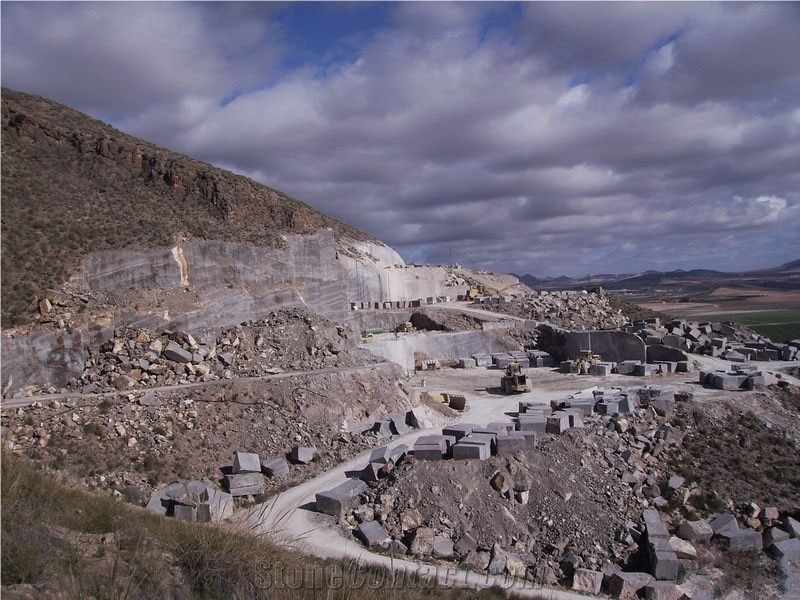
[261,456,289,478]
[669,536,697,560]
[432,536,454,558]
[678,520,713,544]
[410,527,436,557]
[356,521,390,548]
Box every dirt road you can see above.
[0,362,397,409]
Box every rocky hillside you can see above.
[1,89,377,327]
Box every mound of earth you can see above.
[408,308,485,332]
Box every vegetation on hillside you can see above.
[1,451,517,599]
[1,88,376,327]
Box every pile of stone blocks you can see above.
[526,350,554,368]
[146,479,233,523]
[225,451,266,497]
[472,353,492,367]
[629,317,798,361]
[709,513,763,551]
[359,443,408,482]
[699,365,777,391]
[642,509,680,581]
[315,479,368,516]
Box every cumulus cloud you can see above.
[2,2,798,276]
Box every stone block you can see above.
[546,412,571,434]
[597,401,620,415]
[589,363,612,376]
[441,423,475,440]
[174,504,197,522]
[496,433,527,455]
[517,415,548,433]
[644,581,683,600]
[389,412,411,435]
[572,568,603,594]
[407,407,432,429]
[197,488,234,523]
[678,520,713,543]
[651,547,680,580]
[145,490,169,516]
[388,539,408,555]
[356,520,390,548]
[432,536,454,558]
[410,527,435,557]
[388,444,409,464]
[414,435,446,460]
[472,354,492,367]
[232,451,261,474]
[606,572,655,598]
[764,527,791,548]
[224,472,265,497]
[618,360,641,375]
[720,528,763,551]
[459,357,477,368]
[710,513,739,535]
[786,516,800,537]
[711,373,748,391]
[769,538,800,560]
[644,509,670,541]
[290,446,319,464]
[635,364,659,376]
[372,420,392,437]
[369,446,393,464]
[163,341,193,363]
[261,456,289,478]
[359,462,383,482]
[315,479,367,516]
[448,394,467,411]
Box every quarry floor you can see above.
[237,361,790,598]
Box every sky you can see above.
[2,1,799,277]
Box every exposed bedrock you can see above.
[537,324,646,363]
[3,232,465,391]
[362,331,520,372]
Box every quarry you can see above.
[2,89,800,600]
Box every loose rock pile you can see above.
[477,290,628,330]
[63,308,370,394]
[1,365,413,503]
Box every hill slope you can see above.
[1,89,376,327]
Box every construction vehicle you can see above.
[572,350,602,375]
[466,284,486,300]
[500,362,532,394]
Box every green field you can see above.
[688,310,800,342]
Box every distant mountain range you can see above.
[514,259,800,294]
